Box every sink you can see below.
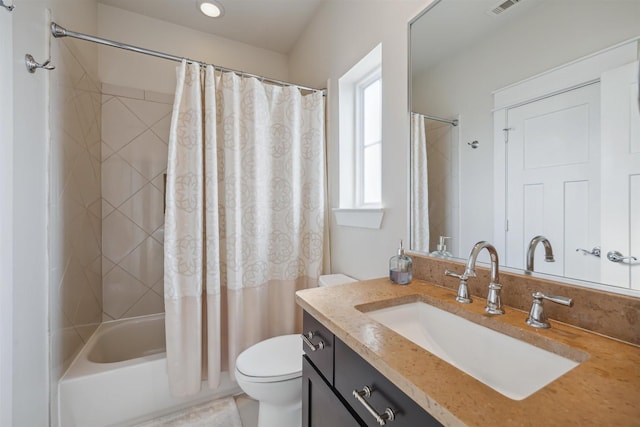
[364,302,580,400]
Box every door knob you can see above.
[606,250,638,263]
[576,246,601,257]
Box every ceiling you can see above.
[98,0,325,54]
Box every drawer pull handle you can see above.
[301,331,325,352]
[352,386,396,425]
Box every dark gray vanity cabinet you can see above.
[302,356,362,426]
[302,310,362,426]
[302,311,443,427]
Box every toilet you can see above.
[234,274,357,427]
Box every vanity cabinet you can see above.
[302,311,334,384]
[302,310,442,427]
[302,356,361,426]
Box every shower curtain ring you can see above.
[25,54,56,73]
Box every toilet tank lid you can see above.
[319,274,357,287]
[236,334,302,380]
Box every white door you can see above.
[600,61,640,290]
[506,83,601,283]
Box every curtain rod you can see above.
[412,112,458,127]
[50,22,326,94]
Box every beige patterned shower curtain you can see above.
[411,113,429,252]
[164,61,326,396]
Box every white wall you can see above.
[10,0,100,425]
[0,6,14,427]
[412,1,640,257]
[97,4,291,94]
[288,0,431,279]
[11,2,51,425]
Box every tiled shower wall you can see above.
[426,120,460,257]
[101,84,172,320]
[50,38,102,375]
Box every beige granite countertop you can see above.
[295,278,640,427]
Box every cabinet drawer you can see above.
[334,338,442,427]
[302,311,334,384]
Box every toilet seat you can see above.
[235,334,303,383]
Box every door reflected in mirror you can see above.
[409,0,640,293]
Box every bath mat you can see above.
[134,396,243,427]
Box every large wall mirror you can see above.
[409,0,640,295]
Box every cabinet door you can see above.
[303,356,364,427]
[303,311,335,384]
[334,339,442,427]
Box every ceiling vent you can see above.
[487,0,522,16]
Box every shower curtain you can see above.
[411,113,429,252]
[164,61,326,396]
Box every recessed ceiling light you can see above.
[197,0,225,18]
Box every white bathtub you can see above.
[59,313,240,427]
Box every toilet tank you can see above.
[318,274,357,287]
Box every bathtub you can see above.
[59,313,240,427]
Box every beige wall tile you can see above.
[50,37,103,381]
[123,290,164,318]
[102,210,147,263]
[102,98,146,151]
[120,97,172,127]
[103,266,148,319]
[119,237,164,287]
[118,130,168,180]
[101,155,147,207]
[145,90,174,105]
[119,183,165,234]
[101,84,171,320]
[151,115,172,144]
[102,82,145,99]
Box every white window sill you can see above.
[333,208,385,229]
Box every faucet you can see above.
[525,291,573,328]
[526,235,555,273]
[446,241,504,314]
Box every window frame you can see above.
[354,69,382,207]
[335,43,385,229]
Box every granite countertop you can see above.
[295,278,640,426]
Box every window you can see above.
[335,44,384,228]
[356,72,382,205]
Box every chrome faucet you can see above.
[526,291,573,328]
[526,235,555,273]
[446,241,504,314]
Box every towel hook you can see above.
[25,54,55,73]
[0,0,14,12]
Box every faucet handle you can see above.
[526,291,573,329]
[444,270,472,304]
[444,269,467,280]
[536,292,573,307]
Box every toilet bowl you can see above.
[235,274,356,427]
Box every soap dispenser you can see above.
[389,240,413,285]
[430,236,453,259]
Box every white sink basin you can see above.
[365,302,580,400]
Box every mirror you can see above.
[409,0,640,294]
